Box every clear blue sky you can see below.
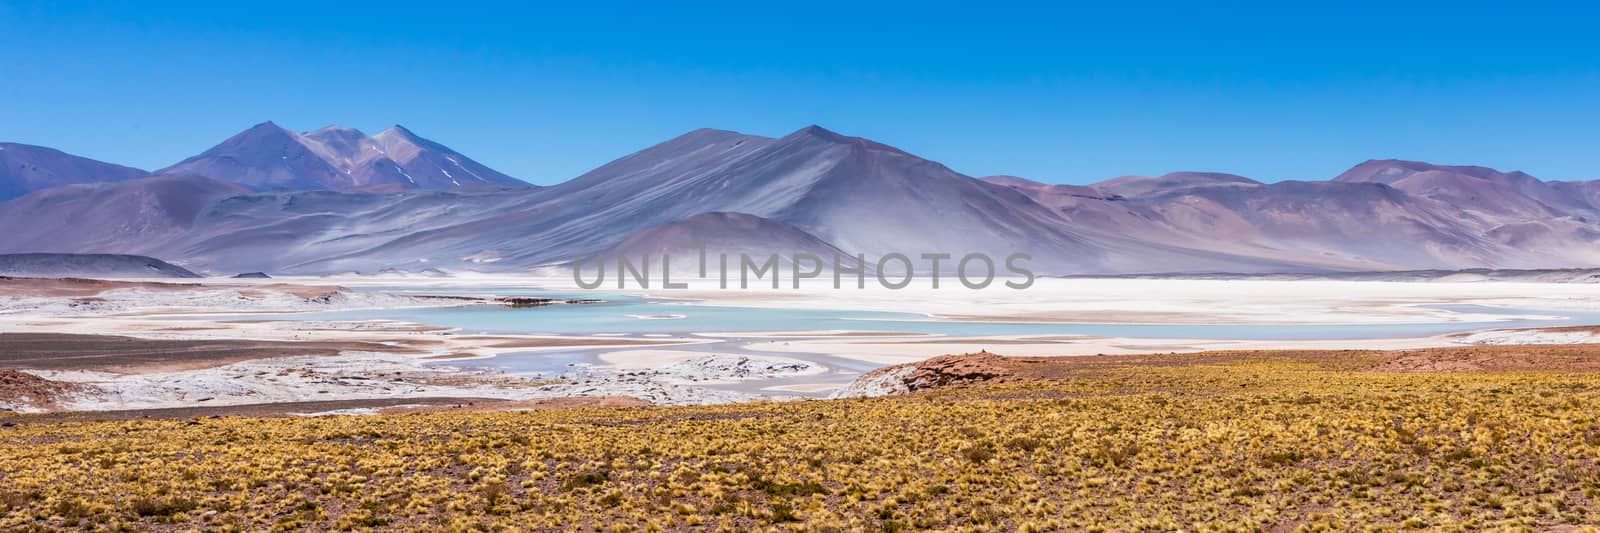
[2,1,1597,185]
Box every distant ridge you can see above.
[0,142,148,202]
[0,253,200,279]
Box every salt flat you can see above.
[553,276,1600,324]
[4,274,1600,412]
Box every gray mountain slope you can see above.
[0,143,149,201]
[157,122,347,191]
[372,126,527,189]
[0,253,199,278]
[0,175,249,257]
[164,186,546,273]
[990,160,1600,270]
[285,125,1297,274]
[586,212,863,279]
[1093,171,1262,198]
[1334,159,1585,218]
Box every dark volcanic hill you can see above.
[156,122,531,192]
[0,143,148,202]
[0,253,200,278]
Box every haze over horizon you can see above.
[2,1,1598,185]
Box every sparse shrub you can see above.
[130,496,197,517]
[0,355,1596,530]
[563,469,611,490]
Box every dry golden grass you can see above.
[5,353,1600,531]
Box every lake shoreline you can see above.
[3,275,1600,413]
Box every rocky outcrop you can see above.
[0,370,86,413]
[833,351,1017,398]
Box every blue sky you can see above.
[1,1,1597,185]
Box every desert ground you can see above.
[6,274,1600,530]
[8,347,1600,530]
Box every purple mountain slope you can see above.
[1334,159,1586,218]
[306,125,1295,275]
[156,122,530,192]
[372,126,527,189]
[1548,180,1600,215]
[0,175,248,258]
[989,160,1600,270]
[0,142,149,201]
[157,122,345,191]
[0,253,200,279]
[4,125,1600,274]
[1093,172,1261,198]
[1332,160,1600,265]
[591,212,861,276]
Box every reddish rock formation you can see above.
[0,370,85,412]
[834,351,1017,398]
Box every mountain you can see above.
[1093,172,1261,198]
[591,212,858,277]
[0,125,1173,274]
[0,175,249,258]
[305,127,1294,273]
[368,126,526,189]
[324,124,1289,275]
[541,125,1103,268]
[1333,159,1587,218]
[156,122,531,192]
[0,143,148,202]
[1331,160,1600,265]
[0,172,544,274]
[988,160,1600,270]
[1123,180,1508,269]
[4,125,1600,275]
[1549,180,1600,219]
[156,122,343,191]
[165,186,546,274]
[0,253,200,278]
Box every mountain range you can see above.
[0,122,1596,276]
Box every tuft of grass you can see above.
[130,497,197,517]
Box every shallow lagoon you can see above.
[242,289,1600,394]
[280,294,1596,341]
